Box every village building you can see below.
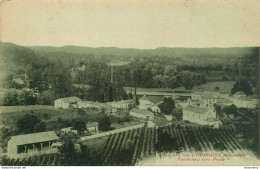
[175,100,190,109]
[86,122,99,133]
[183,105,222,128]
[149,105,161,114]
[77,101,113,113]
[61,127,78,134]
[147,116,170,128]
[189,91,220,109]
[130,108,154,120]
[54,96,82,109]
[7,131,59,159]
[77,101,106,110]
[231,92,258,109]
[138,96,154,110]
[108,100,132,109]
[215,98,234,109]
[201,95,218,108]
[138,95,162,114]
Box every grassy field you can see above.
[0,105,54,114]
[0,106,102,131]
[193,81,235,94]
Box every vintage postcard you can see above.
[0,0,259,167]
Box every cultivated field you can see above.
[1,125,254,166]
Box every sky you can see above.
[0,0,260,49]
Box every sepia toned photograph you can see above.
[0,0,259,167]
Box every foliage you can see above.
[17,114,46,134]
[172,108,183,120]
[0,127,11,151]
[37,90,55,105]
[98,116,111,132]
[231,80,253,96]
[223,104,238,118]
[213,104,224,118]
[58,133,79,165]
[158,97,175,115]
[71,118,86,135]
[34,122,46,133]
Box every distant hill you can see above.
[28,44,258,58]
[0,41,258,74]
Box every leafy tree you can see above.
[71,119,86,135]
[223,104,238,118]
[98,116,111,132]
[181,71,193,89]
[17,114,43,134]
[17,88,37,105]
[37,90,55,105]
[231,80,253,96]
[58,132,79,165]
[214,104,223,118]
[172,108,183,120]
[0,127,11,151]
[0,89,19,106]
[158,97,175,115]
[34,122,46,132]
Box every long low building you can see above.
[8,131,59,159]
[130,108,154,120]
[54,96,82,109]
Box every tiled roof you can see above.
[147,96,165,104]
[183,105,209,114]
[9,131,59,146]
[152,117,169,127]
[217,98,233,104]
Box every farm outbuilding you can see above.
[54,96,82,109]
[7,131,59,159]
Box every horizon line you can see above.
[1,41,259,50]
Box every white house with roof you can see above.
[54,96,82,109]
[108,100,132,109]
[183,105,222,128]
[86,122,99,132]
[130,108,154,120]
[230,92,258,109]
[7,131,59,159]
[202,95,218,108]
[61,127,78,134]
[190,91,221,109]
[78,101,105,110]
